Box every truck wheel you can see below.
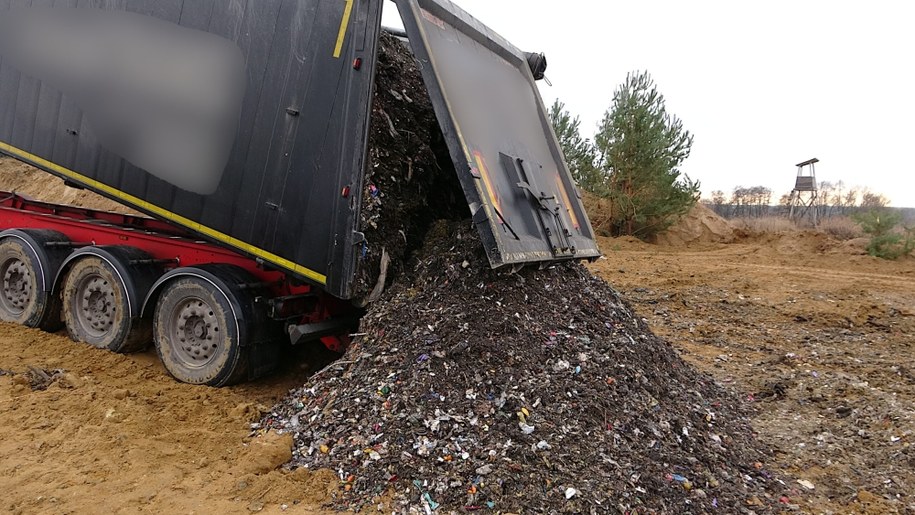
[0,239,60,330]
[62,256,149,353]
[153,277,249,387]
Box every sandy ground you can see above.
[0,160,343,515]
[589,233,914,514]
[1,154,912,513]
[0,231,909,514]
[0,328,343,515]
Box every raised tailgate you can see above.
[395,0,601,267]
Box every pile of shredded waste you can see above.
[263,223,788,513]
[353,32,464,301]
[262,28,787,515]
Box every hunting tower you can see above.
[788,158,819,225]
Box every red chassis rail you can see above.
[0,191,349,351]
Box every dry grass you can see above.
[727,216,863,241]
[730,216,799,236]
[818,216,864,240]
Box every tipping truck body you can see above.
[0,0,601,385]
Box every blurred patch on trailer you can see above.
[0,7,246,195]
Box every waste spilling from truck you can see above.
[257,26,786,514]
[263,221,785,512]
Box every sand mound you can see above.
[0,156,136,214]
[833,237,870,256]
[584,196,734,246]
[654,204,735,246]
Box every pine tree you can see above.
[594,71,699,237]
[853,209,914,259]
[547,100,605,196]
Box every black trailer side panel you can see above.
[0,0,382,299]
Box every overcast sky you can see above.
[383,1,915,208]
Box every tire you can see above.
[62,256,151,353]
[153,276,249,387]
[0,238,61,330]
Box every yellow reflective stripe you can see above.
[333,0,354,58]
[555,175,580,230]
[474,153,502,215]
[0,141,328,285]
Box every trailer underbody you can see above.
[0,191,353,386]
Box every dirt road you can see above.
[590,233,914,514]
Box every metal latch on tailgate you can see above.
[499,153,576,258]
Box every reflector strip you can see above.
[473,152,503,222]
[555,175,580,230]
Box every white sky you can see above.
[383,1,915,208]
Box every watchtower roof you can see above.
[796,158,819,168]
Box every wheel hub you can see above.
[2,259,33,313]
[174,300,220,365]
[77,276,116,336]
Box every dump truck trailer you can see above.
[0,0,600,385]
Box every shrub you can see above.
[852,210,914,259]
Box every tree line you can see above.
[548,72,902,247]
[706,182,891,219]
